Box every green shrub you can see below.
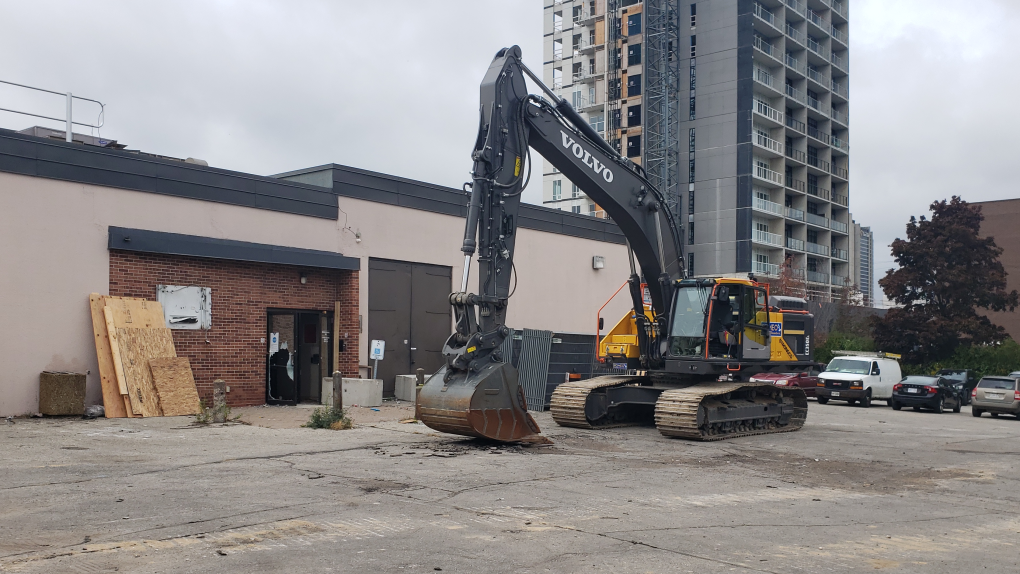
[815,332,876,364]
[304,405,353,430]
[901,339,1020,380]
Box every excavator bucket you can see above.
[417,362,551,444]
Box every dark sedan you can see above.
[935,369,978,405]
[748,371,820,398]
[891,375,962,413]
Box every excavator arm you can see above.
[417,46,683,442]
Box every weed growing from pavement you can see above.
[304,404,353,430]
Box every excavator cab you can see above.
[670,279,772,361]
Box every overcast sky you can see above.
[2,0,1018,288]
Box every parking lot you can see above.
[2,400,1020,574]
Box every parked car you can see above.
[971,376,1020,418]
[1008,371,1020,379]
[935,369,978,405]
[816,353,903,407]
[891,375,962,413]
[749,371,821,397]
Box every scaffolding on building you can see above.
[605,0,623,154]
[644,0,682,221]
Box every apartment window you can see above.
[572,89,583,108]
[807,259,818,272]
[689,157,695,183]
[589,113,605,133]
[688,128,696,184]
[572,183,580,198]
[807,145,818,163]
[756,221,770,233]
[688,128,696,153]
[553,68,563,88]
[628,13,642,36]
[628,43,642,66]
[755,188,770,201]
[627,74,642,96]
[573,33,582,52]
[552,180,562,201]
[572,5,582,22]
[627,135,641,158]
[627,104,641,127]
[690,35,697,58]
[589,203,596,215]
[553,12,563,32]
[689,60,696,90]
[756,252,770,265]
[807,201,818,215]
[553,40,563,60]
[572,205,582,214]
[689,96,696,120]
[589,58,596,74]
[690,3,697,28]
[807,229,818,243]
[610,108,621,130]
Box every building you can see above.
[543,0,850,300]
[975,198,1020,341]
[848,218,874,305]
[0,127,634,417]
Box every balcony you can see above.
[832,135,849,153]
[754,196,785,217]
[832,193,848,207]
[806,242,830,256]
[572,68,603,83]
[785,22,806,46]
[578,95,602,112]
[754,261,780,277]
[553,47,563,61]
[785,53,806,75]
[786,175,807,192]
[805,92,825,113]
[753,99,784,124]
[753,132,784,155]
[784,0,805,17]
[806,9,828,32]
[576,38,598,54]
[786,147,806,164]
[754,66,778,91]
[831,25,848,47]
[831,164,849,180]
[831,219,849,233]
[785,206,805,221]
[807,155,831,172]
[832,0,848,20]
[831,52,848,73]
[806,66,827,86]
[831,108,849,125]
[786,115,806,133]
[806,212,830,228]
[785,83,806,104]
[754,36,782,64]
[831,80,849,100]
[807,270,830,284]
[806,36,829,59]
[807,126,830,145]
[754,229,784,247]
[832,248,848,260]
[786,237,805,251]
[831,274,849,286]
[754,164,784,186]
[753,2,781,31]
[807,184,830,201]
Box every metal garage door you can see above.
[368,259,451,395]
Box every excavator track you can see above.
[550,375,647,428]
[654,382,808,441]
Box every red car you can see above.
[749,371,821,397]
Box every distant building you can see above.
[849,219,875,305]
[974,198,1020,340]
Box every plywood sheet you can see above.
[105,298,166,330]
[149,357,201,416]
[117,327,176,417]
[89,294,128,418]
[104,305,138,416]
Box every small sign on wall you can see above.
[157,285,211,330]
[269,332,280,354]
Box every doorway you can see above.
[368,259,451,395]
[266,309,333,405]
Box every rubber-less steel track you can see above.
[654,382,808,441]
[549,375,646,428]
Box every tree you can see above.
[873,196,1018,363]
[765,255,806,298]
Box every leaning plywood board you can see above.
[105,297,166,329]
[117,327,176,417]
[104,305,138,416]
[89,294,129,418]
[149,357,201,416]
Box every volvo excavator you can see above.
[417,46,813,443]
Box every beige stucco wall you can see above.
[0,171,633,416]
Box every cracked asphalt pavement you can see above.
[2,401,1019,573]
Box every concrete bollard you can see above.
[333,371,343,409]
[212,380,227,423]
[415,368,425,420]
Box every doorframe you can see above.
[265,308,334,405]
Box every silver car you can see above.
[971,376,1020,418]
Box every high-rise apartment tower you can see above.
[543,0,850,301]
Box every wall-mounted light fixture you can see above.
[592,255,605,270]
[300,273,308,284]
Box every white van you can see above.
[816,352,903,408]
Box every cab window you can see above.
[870,362,881,376]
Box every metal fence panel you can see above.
[518,328,553,412]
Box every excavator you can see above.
[417,46,814,443]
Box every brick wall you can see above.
[109,250,359,407]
